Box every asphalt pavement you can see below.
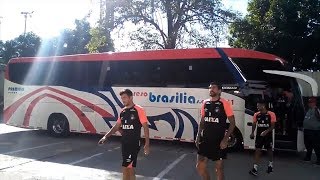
[0,124,319,180]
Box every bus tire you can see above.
[227,127,243,152]
[47,113,70,137]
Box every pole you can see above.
[24,14,27,35]
[21,11,34,36]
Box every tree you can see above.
[0,41,4,63]
[97,0,235,50]
[0,32,41,63]
[87,0,115,53]
[229,0,320,71]
[15,32,41,57]
[53,18,92,56]
[86,26,114,53]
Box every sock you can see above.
[269,161,273,167]
[253,164,258,170]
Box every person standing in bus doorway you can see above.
[303,97,320,165]
[249,100,276,176]
[98,89,150,180]
[195,82,236,180]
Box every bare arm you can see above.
[103,122,121,139]
[264,122,275,134]
[225,115,235,139]
[197,117,205,138]
[142,122,150,146]
[251,122,257,135]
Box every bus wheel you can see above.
[227,128,243,152]
[47,114,70,137]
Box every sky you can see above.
[0,0,249,42]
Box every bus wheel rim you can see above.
[52,119,65,134]
[228,134,237,148]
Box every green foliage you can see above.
[229,0,320,70]
[86,26,114,53]
[109,0,236,49]
[0,32,41,63]
[0,18,92,63]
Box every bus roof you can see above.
[7,48,285,64]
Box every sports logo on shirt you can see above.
[130,114,135,120]
[257,124,269,127]
[123,124,134,129]
[204,117,219,123]
[215,107,220,113]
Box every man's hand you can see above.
[98,137,107,145]
[118,128,123,136]
[220,137,229,149]
[195,135,200,149]
[144,144,150,155]
[260,130,268,137]
[250,133,255,139]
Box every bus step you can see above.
[275,134,296,141]
[274,140,297,150]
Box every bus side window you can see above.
[186,58,238,88]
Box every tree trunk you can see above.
[164,0,176,49]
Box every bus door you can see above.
[263,70,318,150]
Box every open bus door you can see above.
[263,70,318,151]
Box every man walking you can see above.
[99,89,150,180]
[195,82,236,180]
[249,100,276,176]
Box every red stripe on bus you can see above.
[154,136,161,139]
[4,86,113,126]
[8,48,221,63]
[165,137,173,140]
[47,87,113,118]
[4,87,46,123]
[23,93,97,133]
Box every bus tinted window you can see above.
[232,58,287,82]
[187,58,237,87]
[108,60,163,87]
[9,58,237,88]
[9,61,102,89]
[107,58,237,87]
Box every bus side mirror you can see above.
[247,122,253,126]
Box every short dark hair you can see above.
[209,82,222,90]
[257,99,267,105]
[119,89,133,97]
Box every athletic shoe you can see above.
[266,166,273,173]
[249,168,258,176]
